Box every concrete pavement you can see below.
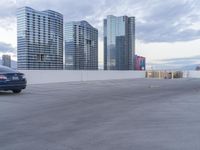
[1,79,200,150]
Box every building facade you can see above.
[2,55,11,67]
[104,15,135,70]
[17,7,63,70]
[134,55,146,70]
[64,21,98,70]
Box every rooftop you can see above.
[1,79,200,149]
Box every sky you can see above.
[0,0,200,69]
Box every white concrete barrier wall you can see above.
[186,71,200,78]
[19,70,146,84]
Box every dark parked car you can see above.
[0,66,27,93]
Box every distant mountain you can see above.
[147,63,197,71]
[180,64,197,71]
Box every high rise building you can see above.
[104,15,135,70]
[64,21,98,70]
[2,55,11,68]
[134,55,146,70]
[17,7,63,70]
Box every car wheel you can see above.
[12,90,22,94]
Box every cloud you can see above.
[136,0,200,42]
[0,0,16,19]
[16,0,106,20]
[0,0,197,43]
[0,0,16,29]
[161,55,200,62]
[0,42,16,53]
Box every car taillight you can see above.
[0,75,7,80]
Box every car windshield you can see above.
[0,66,17,73]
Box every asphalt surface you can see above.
[1,78,200,150]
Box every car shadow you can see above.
[0,91,22,96]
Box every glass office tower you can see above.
[64,21,98,70]
[17,7,63,70]
[104,15,135,70]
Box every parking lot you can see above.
[1,78,200,150]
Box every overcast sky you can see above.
[0,0,200,69]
